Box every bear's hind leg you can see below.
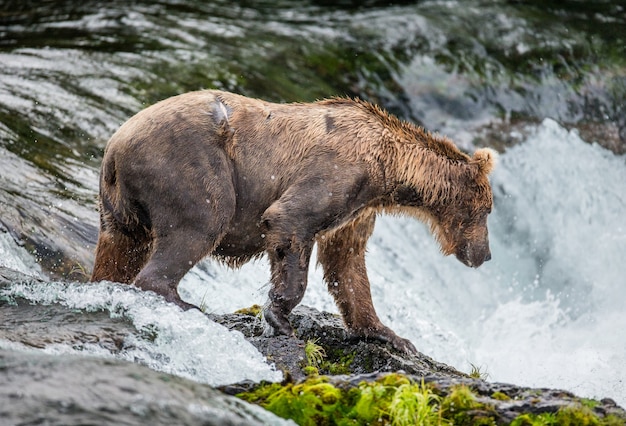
[129,148,236,310]
[133,227,222,310]
[91,227,151,284]
[132,190,234,311]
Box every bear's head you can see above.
[431,148,497,268]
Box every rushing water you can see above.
[1,0,625,411]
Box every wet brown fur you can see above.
[91,90,496,353]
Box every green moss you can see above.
[240,374,442,426]
[238,375,378,425]
[239,377,343,426]
[237,381,284,405]
[234,304,263,317]
[469,363,490,380]
[237,375,621,426]
[303,366,319,376]
[511,413,557,426]
[601,415,626,426]
[581,398,601,409]
[509,403,623,426]
[555,404,600,426]
[440,385,496,426]
[491,391,511,401]
[347,380,394,423]
[387,380,443,426]
[320,351,355,376]
[320,359,352,376]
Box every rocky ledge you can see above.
[1,265,624,425]
[213,306,626,426]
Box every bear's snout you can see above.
[456,243,491,268]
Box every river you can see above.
[1,0,625,413]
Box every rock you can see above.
[1,299,135,352]
[214,306,626,425]
[211,305,466,380]
[249,335,308,382]
[0,348,293,426]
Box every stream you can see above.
[1,0,625,420]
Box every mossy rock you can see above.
[215,306,625,426]
[237,373,625,426]
[212,305,466,381]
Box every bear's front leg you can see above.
[264,238,314,336]
[260,169,375,339]
[261,203,315,336]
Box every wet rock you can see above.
[215,306,626,424]
[0,271,137,353]
[212,305,467,380]
[1,299,135,353]
[0,348,292,426]
[248,336,308,382]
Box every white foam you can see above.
[468,119,626,403]
[0,232,43,278]
[1,280,282,387]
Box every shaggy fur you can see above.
[91,90,496,353]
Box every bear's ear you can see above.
[472,148,498,175]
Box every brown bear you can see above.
[91,90,496,353]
